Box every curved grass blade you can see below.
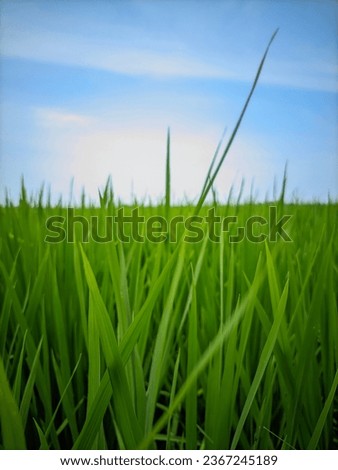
[195,29,279,215]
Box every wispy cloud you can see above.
[36,108,93,127]
[3,26,337,92]
[264,57,337,93]
[2,29,225,78]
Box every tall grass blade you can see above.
[195,29,279,214]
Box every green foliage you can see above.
[0,31,336,449]
[1,189,336,450]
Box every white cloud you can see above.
[263,57,338,93]
[3,27,337,92]
[35,108,93,127]
[2,28,225,78]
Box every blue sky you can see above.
[1,0,337,204]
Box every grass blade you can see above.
[0,355,26,449]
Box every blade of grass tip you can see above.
[37,182,45,208]
[165,127,171,219]
[236,178,245,207]
[194,29,279,215]
[19,175,27,206]
[33,418,49,450]
[278,162,288,208]
[0,355,26,449]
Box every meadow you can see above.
[0,31,337,450]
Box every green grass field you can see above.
[0,31,337,450]
[0,187,337,450]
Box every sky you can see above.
[0,0,337,204]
